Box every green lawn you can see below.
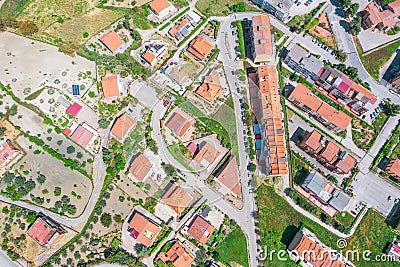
[195,0,259,17]
[237,21,246,58]
[372,112,388,132]
[271,25,284,43]
[215,226,249,267]
[256,185,400,267]
[167,144,197,174]
[361,40,400,82]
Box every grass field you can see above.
[167,144,197,174]
[215,226,249,267]
[195,0,259,17]
[361,40,400,82]
[13,0,123,46]
[237,21,246,58]
[256,185,400,267]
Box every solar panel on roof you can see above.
[176,32,181,38]
[180,28,189,36]
[72,85,80,96]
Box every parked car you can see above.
[235,82,239,87]
[388,195,393,201]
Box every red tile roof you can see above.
[27,217,56,246]
[161,242,194,267]
[69,125,95,148]
[149,0,171,14]
[187,215,215,244]
[335,154,356,174]
[215,156,241,197]
[194,142,220,164]
[99,31,124,53]
[0,139,22,168]
[252,15,273,62]
[66,103,82,117]
[304,130,323,151]
[129,154,153,182]
[196,71,222,102]
[320,142,340,163]
[111,114,136,141]
[161,183,193,215]
[129,212,161,247]
[386,158,400,177]
[187,35,214,61]
[101,75,121,98]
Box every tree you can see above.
[383,101,400,116]
[66,146,75,154]
[134,243,148,258]
[83,32,89,38]
[99,118,110,129]
[0,127,6,136]
[100,213,112,227]
[345,3,359,18]
[194,250,207,265]
[335,49,347,62]
[37,174,46,185]
[14,176,26,187]
[348,16,362,35]
[2,172,14,184]
[54,187,62,196]
[230,2,246,12]
[24,179,36,193]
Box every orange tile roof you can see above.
[289,84,322,112]
[149,0,171,14]
[293,232,347,267]
[142,51,156,64]
[196,71,222,102]
[387,158,400,177]
[388,0,400,13]
[304,130,323,151]
[101,75,120,98]
[194,142,220,164]
[111,114,136,141]
[0,139,22,168]
[215,156,241,197]
[257,66,287,175]
[163,242,194,267]
[161,183,193,214]
[129,212,161,247]
[252,15,273,62]
[317,103,351,131]
[336,154,356,174]
[289,84,351,131]
[165,111,195,138]
[27,217,57,246]
[187,215,215,244]
[99,31,124,53]
[129,154,153,182]
[349,82,377,104]
[320,142,340,163]
[187,35,214,61]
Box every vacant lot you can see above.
[361,40,400,82]
[13,136,92,217]
[195,0,259,17]
[0,32,95,100]
[256,185,400,267]
[215,225,249,267]
[14,0,123,46]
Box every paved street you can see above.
[0,249,20,267]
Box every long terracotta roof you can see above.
[289,84,351,131]
[215,156,241,197]
[320,142,340,163]
[387,158,400,177]
[304,130,323,151]
[252,15,273,62]
[27,218,57,246]
[335,154,356,174]
[194,141,220,164]
[69,125,94,148]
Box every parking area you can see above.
[351,171,400,216]
[288,0,326,17]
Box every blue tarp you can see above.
[72,85,80,96]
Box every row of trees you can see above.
[338,0,362,35]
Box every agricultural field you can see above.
[12,0,123,46]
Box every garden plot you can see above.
[9,104,94,174]
[0,32,96,100]
[12,136,92,217]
